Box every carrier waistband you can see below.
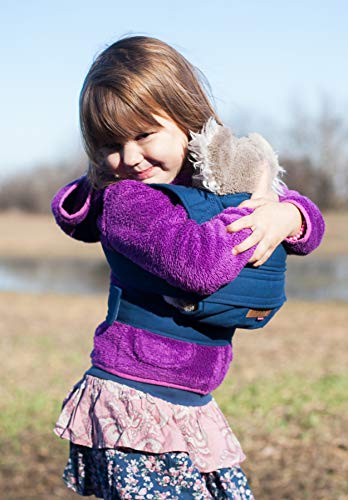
[86,366,213,406]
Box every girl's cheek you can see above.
[105,153,120,171]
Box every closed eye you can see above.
[103,143,122,152]
[136,132,154,141]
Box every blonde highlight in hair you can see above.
[80,36,220,188]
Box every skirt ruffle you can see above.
[54,375,245,473]
[63,443,254,500]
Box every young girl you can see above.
[52,36,325,499]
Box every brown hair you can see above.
[79,35,220,188]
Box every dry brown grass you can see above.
[319,211,348,256]
[1,292,347,499]
[222,301,348,499]
[0,209,347,498]
[0,210,347,260]
[0,212,102,260]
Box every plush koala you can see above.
[189,117,285,196]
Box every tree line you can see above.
[1,98,347,212]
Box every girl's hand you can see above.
[227,201,302,266]
[245,159,279,204]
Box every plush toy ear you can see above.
[189,118,223,193]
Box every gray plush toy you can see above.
[189,117,286,196]
[164,118,286,312]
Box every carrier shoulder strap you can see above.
[153,184,250,223]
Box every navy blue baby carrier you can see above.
[103,185,287,344]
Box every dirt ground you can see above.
[1,211,347,499]
[0,210,346,259]
[1,293,347,499]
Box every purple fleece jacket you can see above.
[52,176,325,294]
[51,176,325,392]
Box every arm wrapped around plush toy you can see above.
[164,118,323,313]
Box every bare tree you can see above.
[281,156,335,209]
[285,95,348,205]
[1,95,347,212]
[0,158,86,213]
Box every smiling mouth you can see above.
[133,166,157,180]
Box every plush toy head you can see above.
[188,118,285,195]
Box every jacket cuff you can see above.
[51,175,103,242]
[282,199,311,244]
[280,191,325,255]
[51,175,92,227]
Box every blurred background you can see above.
[0,1,347,498]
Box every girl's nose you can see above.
[121,141,143,167]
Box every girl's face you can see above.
[101,115,188,184]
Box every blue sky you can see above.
[1,0,347,179]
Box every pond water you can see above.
[0,256,347,301]
[0,258,109,295]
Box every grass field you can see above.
[0,210,347,259]
[1,212,347,499]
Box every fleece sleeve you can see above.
[100,180,256,295]
[280,189,325,255]
[52,177,325,257]
[51,175,103,243]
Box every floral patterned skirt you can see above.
[63,444,254,499]
[55,375,255,499]
[54,375,245,472]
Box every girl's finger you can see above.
[239,195,279,209]
[238,199,266,209]
[253,255,271,267]
[226,215,254,233]
[249,235,278,265]
[232,227,264,254]
[250,248,274,267]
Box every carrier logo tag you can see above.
[246,309,272,320]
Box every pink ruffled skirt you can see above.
[54,374,245,473]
